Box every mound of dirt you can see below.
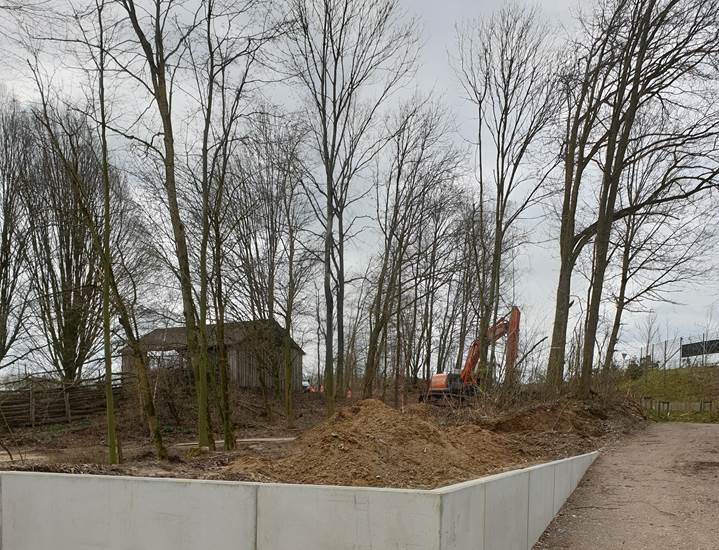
[493,402,596,434]
[493,398,643,438]
[227,399,525,489]
[5,394,643,489]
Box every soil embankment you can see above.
[2,395,644,488]
[225,397,644,488]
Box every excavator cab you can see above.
[426,372,464,396]
[423,370,477,402]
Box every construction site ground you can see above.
[0,391,645,489]
[535,422,719,549]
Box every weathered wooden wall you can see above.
[123,346,304,392]
[229,347,303,391]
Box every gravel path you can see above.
[536,422,719,549]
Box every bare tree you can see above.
[361,98,463,397]
[21,0,173,459]
[111,0,218,447]
[24,114,104,384]
[184,0,280,449]
[26,92,168,458]
[546,0,719,394]
[455,4,557,390]
[286,0,418,414]
[225,110,315,424]
[0,99,32,369]
[601,149,715,371]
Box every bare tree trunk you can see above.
[323,181,335,415]
[336,217,345,397]
[547,259,574,387]
[96,0,118,463]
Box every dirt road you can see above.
[536,422,719,549]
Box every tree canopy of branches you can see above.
[546,0,719,395]
[0,0,718,468]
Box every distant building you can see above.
[121,319,304,391]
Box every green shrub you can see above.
[626,360,643,380]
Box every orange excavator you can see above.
[424,306,520,401]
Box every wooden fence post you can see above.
[29,381,35,428]
[63,382,72,424]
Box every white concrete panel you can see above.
[570,453,595,491]
[571,456,585,489]
[483,471,529,550]
[1,472,257,550]
[257,483,440,550]
[527,464,555,548]
[553,460,572,515]
[439,483,485,550]
[0,450,599,550]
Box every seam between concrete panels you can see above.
[484,480,488,549]
[526,471,531,548]
[556,464,559,520]
[438,488,443,549]
[253,484,258,550]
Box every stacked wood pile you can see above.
[0,373,126,429]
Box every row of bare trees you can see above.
[0,0,717,462]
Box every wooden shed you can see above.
[121,319,304,392]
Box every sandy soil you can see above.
[535,422,719,549]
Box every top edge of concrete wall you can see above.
[0,450,599,494]
[433,450,599,494]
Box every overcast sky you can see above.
[407,0,719,354]
[2,0,717,362]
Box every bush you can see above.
[626,360,643,380]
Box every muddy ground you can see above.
[0,393,645,489]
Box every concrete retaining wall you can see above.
[437,452,597,549]
[0,451,597,550]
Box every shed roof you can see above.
[133,319,304,354]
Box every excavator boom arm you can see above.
[458,306,521,385]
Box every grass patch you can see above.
[625,366,719,401]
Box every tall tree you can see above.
[0,99,31,370]
[25,115,104,383]
[115,0,214,447]
[28,33,168,457]
[286,0,418,414]
[546,0,719,393]
[185,0,280,449]
[456,4,557,390]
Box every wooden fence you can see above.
[0,373,127,429]
[641,396,714,414]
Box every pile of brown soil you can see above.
[493,402,602,435]
[493,397,643,437]
[226,399,524,489]
[226,395,645,489]
[3,393,644,489]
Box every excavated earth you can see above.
[2,395,645,489]
[224,397,645,489]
